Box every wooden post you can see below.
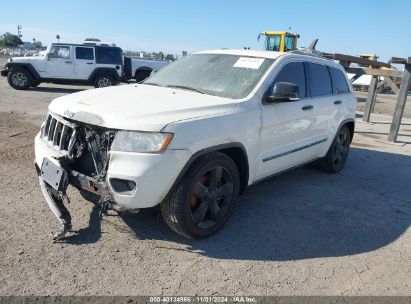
[384,76,400,95]
[388,64,411,142]
[363,76,379,122]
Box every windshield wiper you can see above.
[165,85,205,94]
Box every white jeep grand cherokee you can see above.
[35,49,356,240]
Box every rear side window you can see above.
[307,63,332,97]
[95,47,122,64]
[76,47,94,60]
[330,67,350,94]
[272,62,306,98]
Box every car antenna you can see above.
[308,39,318,51]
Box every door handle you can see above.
[86,62,93,65]
[65,61,72,64]
[334,100,342,105]
[302,105,313,111]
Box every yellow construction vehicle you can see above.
[258,31,300,52]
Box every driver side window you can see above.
[49,46,71,59]
[270,62,306,98]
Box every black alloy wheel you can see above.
[161,152,240,239]
[316,125,351,173]
[333,126,350,170]
[190,166,234,229]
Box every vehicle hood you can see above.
[48,84,239,131]
[9,56,44,63]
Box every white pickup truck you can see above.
[1,43,169,89]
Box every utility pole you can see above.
[17,25,23,55]
[17,25,22,38]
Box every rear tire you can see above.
[161,152,240,239]
[316,125,351,173]
[94,74,115,88]
[7,67,33,90]
[135,69,152,82]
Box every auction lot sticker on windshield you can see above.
[234,57,265,69]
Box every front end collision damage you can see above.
[36,114,131,240]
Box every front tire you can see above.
[161,152,240,239]
[7,67,33,90]
[316,125,351,173]
[32,80,41,87]
[94,74,115,88]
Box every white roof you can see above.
[195,49,340,69]
[195,49,284,59]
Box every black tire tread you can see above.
[316,125,351,173]
[93,74,115,88]
[7,67,33,90]
[32,80,41,87]
[160,152,240,239]
[135,69,152,82]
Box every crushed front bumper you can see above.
[34,133,191,209]
[35,128,191,240]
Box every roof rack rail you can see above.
[289,49,327,59]
[83,42,111,46]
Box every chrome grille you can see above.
[41,113,76,154]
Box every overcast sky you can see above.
[1,0,410,61]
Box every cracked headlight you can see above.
[111,131,173,153]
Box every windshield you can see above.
[144,54,274,99]
[266,35,282,51]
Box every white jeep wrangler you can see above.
[1,43,168,89]
[34,49,356,240]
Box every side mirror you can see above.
[265,82,299,103]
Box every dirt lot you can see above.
[0,66,410,296]
[356,91,411,119]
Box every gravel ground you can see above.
[0,65,410,296]
[356,91,411,119]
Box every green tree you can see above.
[0,32,23,47]
[85,38,101,42]
[165,54,175,61]
[34,41,43,48]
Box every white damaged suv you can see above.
[35,49,356,240]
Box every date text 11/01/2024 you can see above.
[149,296,257,303]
